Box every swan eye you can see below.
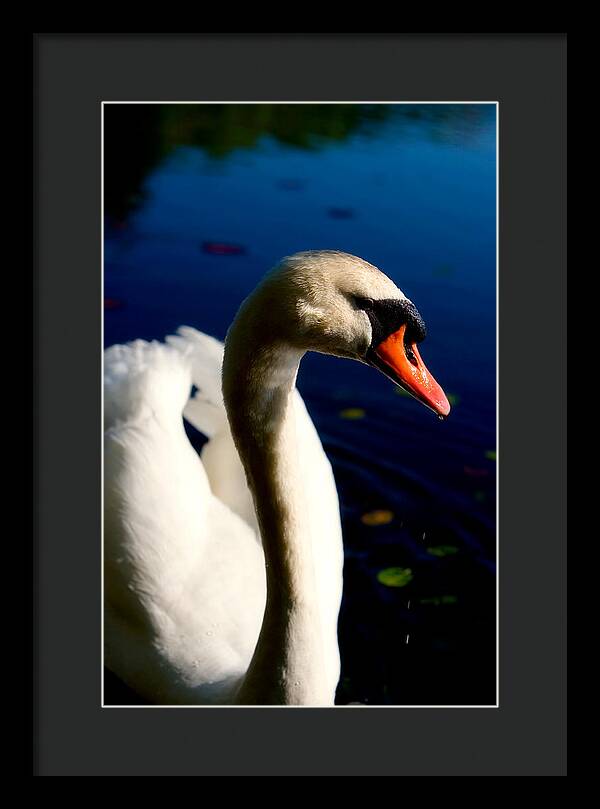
[353,296,374,311]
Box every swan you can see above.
[104,250,450,705]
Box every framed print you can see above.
[33,33,566,776]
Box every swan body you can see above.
[104,331,342,704]
[104,251,449,705]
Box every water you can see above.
[104,104,497,706]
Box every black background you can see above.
[33,33,566,776]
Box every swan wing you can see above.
[166,327,259,535]
[104,338,264,703]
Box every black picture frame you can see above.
[32,33,566,776]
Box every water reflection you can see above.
[104,103,494,221]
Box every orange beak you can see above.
[369,324,450,418]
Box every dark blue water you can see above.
[104,104,497,705]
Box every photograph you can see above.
[102,101,498,707]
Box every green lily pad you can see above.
[339,407,366,420]
[485,450,497,461]
[377,567,413,588]
[426,545,459,557]
[447,393,460,407]
[419,595,458,606]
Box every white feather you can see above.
[104,328,342,704]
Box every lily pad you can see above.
[447,393,461,406]
[361,509,394,526]
[485,450,497,461]
[377,567,413,588]
[202,241,246,256]
[104,297,124,310]
[419,595,458,606]
[328,207,355,219]
[426,545,459,557]
[339,407,366,420]
[464,465,488,478]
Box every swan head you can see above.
[231,250,450,418]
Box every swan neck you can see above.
[223,327,329,704]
